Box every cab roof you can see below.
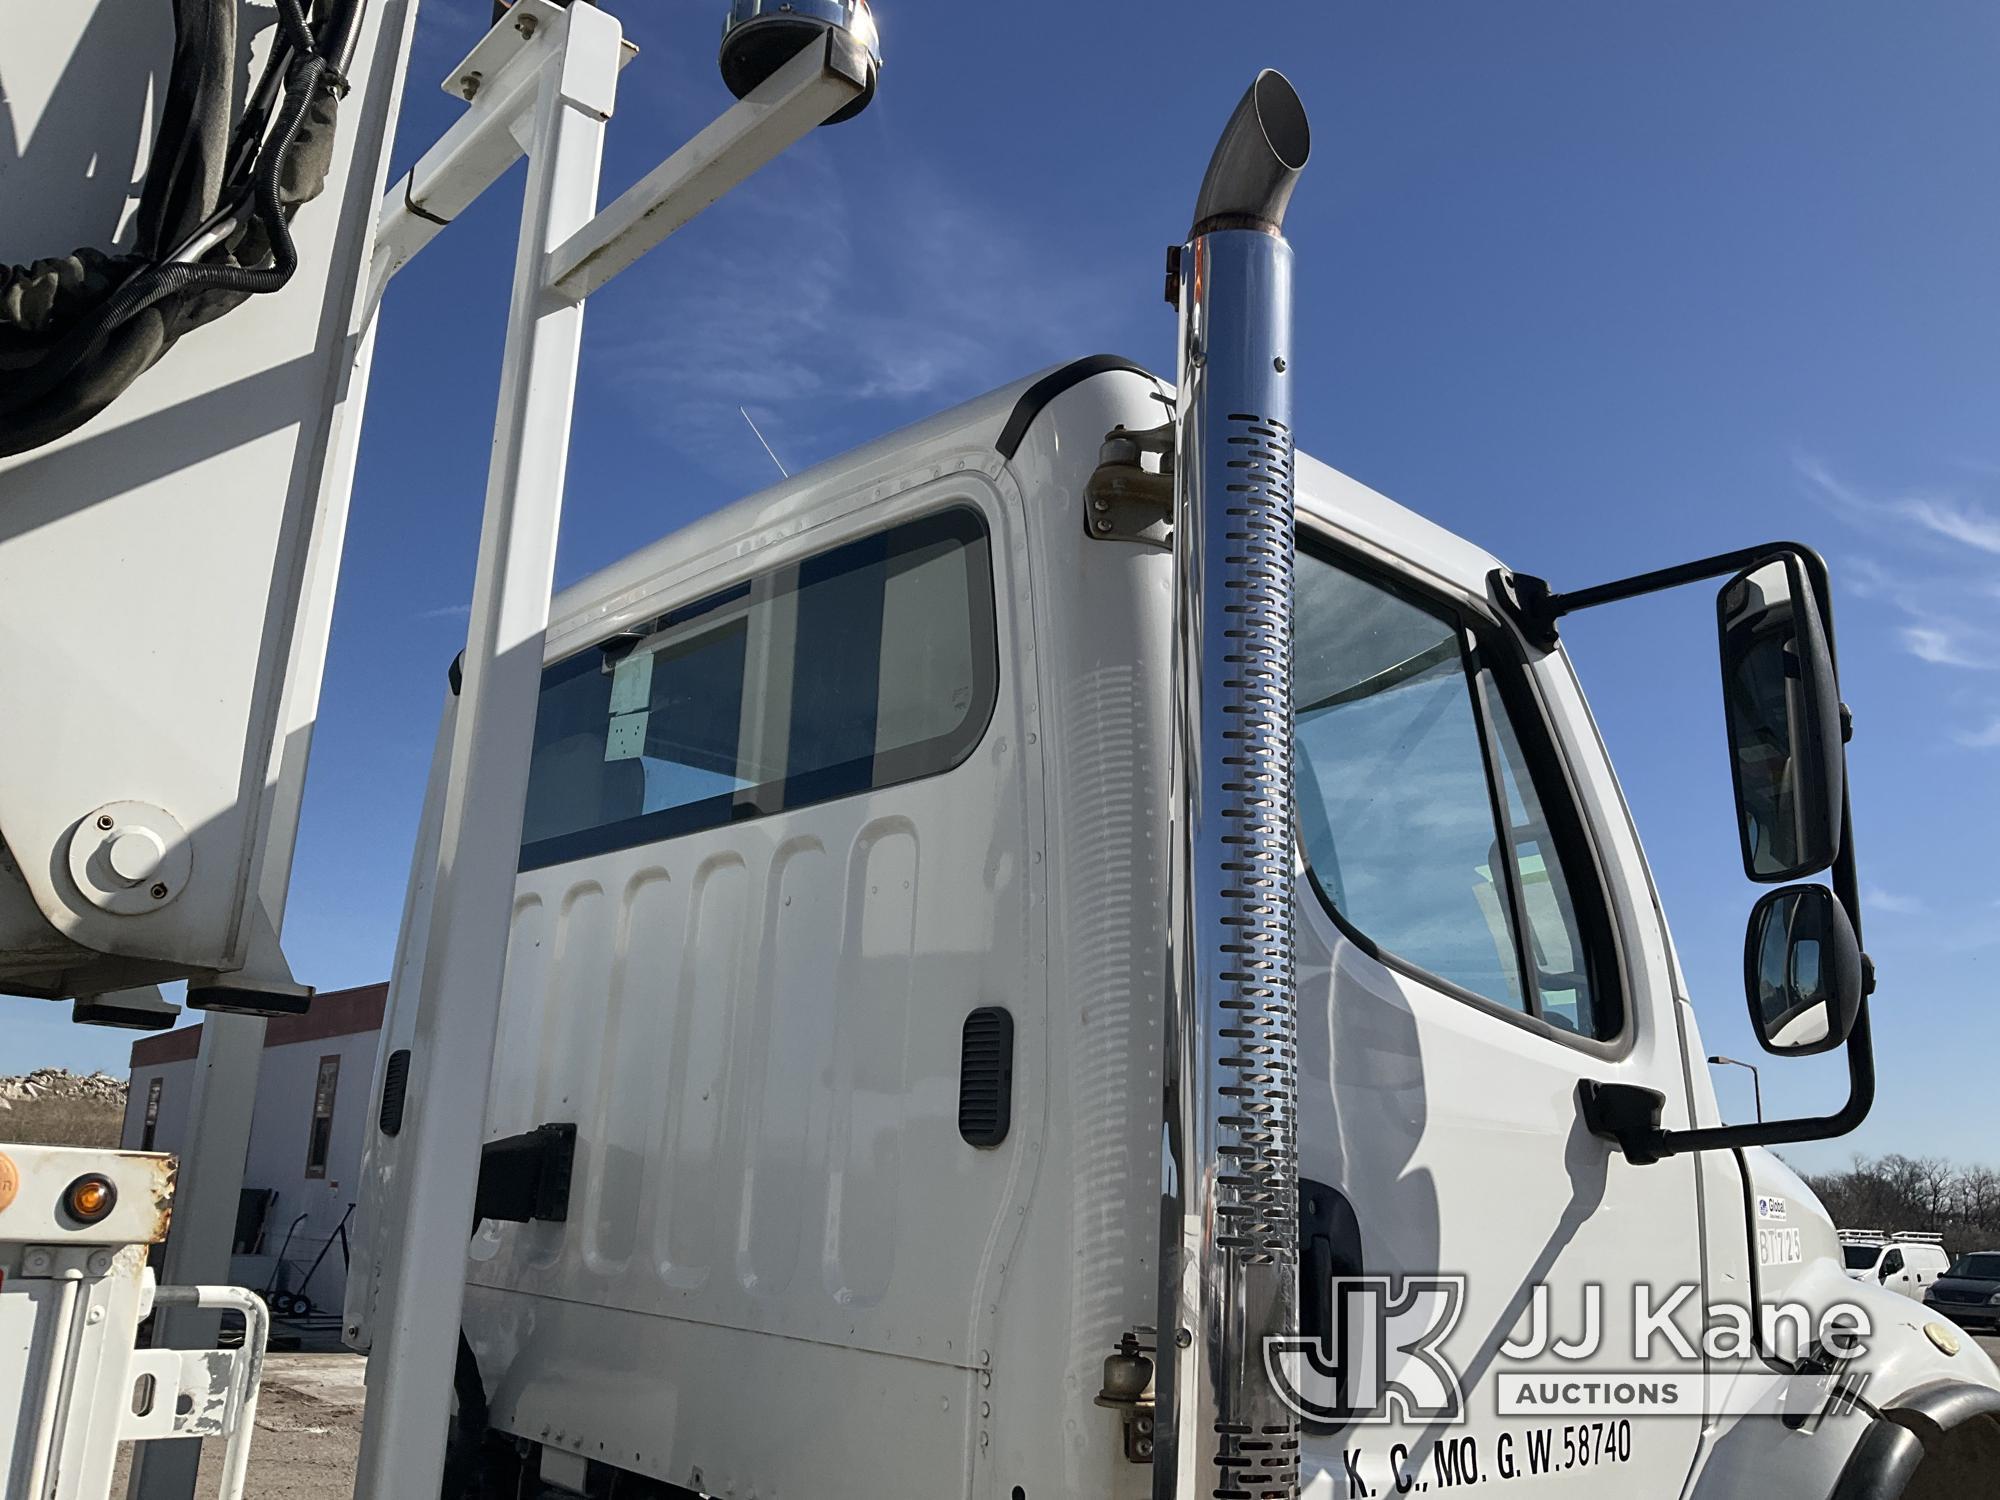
[548,356,1509,652]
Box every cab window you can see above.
[1293,544,1615,1039]
[520,508,997,870]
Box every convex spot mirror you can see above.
[1717,555,1844,882]
[1744,884,1862,1057]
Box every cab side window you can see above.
[519,508,997,870]
[1293,545,1615,1039]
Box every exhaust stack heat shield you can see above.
[1156,68,1311,1500]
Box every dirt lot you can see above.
[110,1352,366,1499]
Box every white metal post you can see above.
[348,5,621,1496]
[126,1010,267,1499]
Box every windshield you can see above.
[1948,1253,2000,1280]
[1841,1245,1880,1271]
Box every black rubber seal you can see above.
[994,354,1154,459]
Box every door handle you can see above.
[1299,1177,1364,1352]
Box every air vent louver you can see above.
[958,1006,1014,1148]
[378,1048,411,1136]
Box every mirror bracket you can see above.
[1578,1079,1667,1166]
[1489,568,1561,650]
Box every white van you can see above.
[1842,1231,1953,1298]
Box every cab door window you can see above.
[1293,544,1614,1039]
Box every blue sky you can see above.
[14,2,1998,1174]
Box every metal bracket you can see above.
[121,1285,270,1500]
[1093,1328,1157,1463]
[1083,422,1173,548]
[1488,567,1560,649]
[185,900,312,1015]
[1577,1079,1667,1166]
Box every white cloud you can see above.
[1801,457,2000,671]
[1901,624,1995,671]
[1955,718,2000,749]
[596,141,1129,483]
[1897,496,2000,555]
[1862,885,1924,915]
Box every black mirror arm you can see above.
[1491,541,1837,653]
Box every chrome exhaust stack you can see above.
[1157,70,1310,1500]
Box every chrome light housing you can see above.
[720,0,882,123]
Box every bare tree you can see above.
[1797,1154,2000,1258]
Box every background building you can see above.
[123,983,386,1320]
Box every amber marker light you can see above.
[62,1173,117,1226]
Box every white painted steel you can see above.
[458,373,1169,1500]
[546,31,867,301]
[365,0,584,319]
[0,1146,170,1500]
[0,0,415,999]
[1277,449,1705,1496]
[19,1277,78,1497]
[343,694,457,1353]
[444,362,2000,1499]
[135,1286,270,1500]
[349,7,622,1495]
[126,1011,265,1498]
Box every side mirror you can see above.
[1744,885,1862,1057]
[1716,555,1844,882]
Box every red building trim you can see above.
[128,982,388,1069]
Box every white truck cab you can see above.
[349,360,2000,1500]
[342,61,2000,1500]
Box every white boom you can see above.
[1,0,878,1494]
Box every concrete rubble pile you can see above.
[0,1067,129,1106]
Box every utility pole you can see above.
[1709,1054,1764,1123]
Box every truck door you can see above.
[1287,529,1707,1496]
[1879,1247,1910,1297]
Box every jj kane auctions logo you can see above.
[1265,1277,1875,1426]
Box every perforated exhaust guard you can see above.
[1154,69,1309,1500]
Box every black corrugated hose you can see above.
[0,0,365,458]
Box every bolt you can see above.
[1093,519,1113,534]
[24,1249,53,1275]
[150,882,169,900]
[514,12,538,36]
[96,814,115,830]
[1175,1328,1193,1349]
[1091,497,1108,512]
[1273,356,1288,373]
[459,71,483,100]
[88,1249,114,1275]
[88,1306,105,1325]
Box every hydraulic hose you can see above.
[0,0,364,457]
